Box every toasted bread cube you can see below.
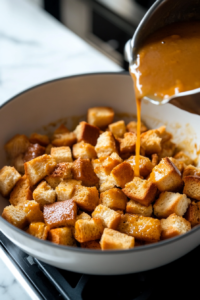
[126,121,147,134]
[126,155,153,178]
[27,222,49,240]
[29,133,50,146]
[52,132,77,147]
[95,132,117,158]
[151,154,159,167]
[19,200,44,223]
[123,178,157,206]
[111,162,134,188]
[100,188,127,211]
[76,212,91,221]
[0,166,21,196]
[13,154,25,174]
[92,204,121,229]
[81,240,101,250]
[24,143,46,162]
[100,228,134,250]
[150,157,183,192]
[153,192,191,218]
[183,175,200,200]
[9,175,32,206]
[185,201,200,227]
[56,179,82,201]
[2,205,28,229]
[174,151,193,166]
[72,141,97,160]
[5,134,29,158]
[75,218,104,242]
[73,185,99,212]
[156,126,172,142]
[54,124,69,135]
[183,165,200,178]
[87,107,114,128]
[48,227,76,246]
[45,144,53,154]
[108,120,126,138]
[93,153,122,177]
[99,179,115,193]
[44,199,77,228]
[118,214,161,242]
[74,121,100,146]
[169,157,185,173]
[46,162,73,189]
[72,158,99,187]
[33,181,56,208]
[140,129,162,155]
[118,132,137,154]
[51,146,72,163]
[158,140,176,159]
[24,154,56,186]
[161,213,191,239]
[126,200,152,217]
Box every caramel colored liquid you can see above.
[135,98,141,177]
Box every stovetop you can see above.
[0,231,198,300]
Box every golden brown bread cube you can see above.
[153,192,191,218]
[33,181,56,208]
[13,154,25,174]
[5,134,29,158]
[156,126,172,142]
[27,222,49,240]
[140,129,162,155]
[174,151,194,166]
[54,124,69,135]
[118,214,161,242]
[160,213,191,240]
[118,132,137,154]
[100,228,135,250]
[72,158,99,187]
[24,154,56,186]
[24,143,46,162]
[74,121,100,146]
[18,200,44,223]
[76,212,91,221]
[52,132,77,147]
[29,133,50,146]
[158,140,176,159]
[0,166,21,196]
[100,188,127,211]
[101,153,122,174]
[43,199,77,229]
[108,120,126,138]
[81,240,101,250]
[183,175,200,200]
[45,162,73,189]
[150,157,183,192]
[2,205,28,229]
[126,121,147,134]
[74,218,104,243]
[95,132,117,158]
[50,147,72,163]
[185,201,200,227]
[168,157,185,173]
[9,175,32,206]
[183,165,200,178]
[126,200,152,217]
[73,185,99,212]
[72,141,97,160]
[48,227,76,246]
[87,107,114,129]
[151,154,159,167]
[111,162,134,188]
[123,178,157,206]
[56,179,82,201]
[126,155,153,178]
[92,204,121,229]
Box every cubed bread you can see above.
[150,157,183,192]
[99,179,116,193]
[158,140,176,159]
[74,121,100,146]
[140,129,162,155]
[126,155,153,178]
[108,120,126,138]
[13,154,25,174]
[76,212,91,221]
[110,162,134,188]
[56,179,82,201]
[27,222,49,240]
[45,144,53,154]
[92,204,121,229]
[43,199,77,228]
[100,228,135,250]
[52,132,77,147]
[48,227,76,246]
[126,200,152,217]
[151,154,159,167]
[24,154,56,186]
[24,143,46,162]
[72,141,97,160]
[9,175,32,206]
[87,107,114,128]
[95,132,117,158]
[73,185,99,212]
[72,158,99,187]
[5,134,29,158]
[118,132,137,154]
[0,166,21,196]
[54,124,69,135]
[126,121,147,134]
[185,201,200,227]
[118,214,161,242]
[156,126,172,142]
[45,162,73,189]
[29,133,50,146]
[33,181,56,208]
[183,175,200,200]
[51,147,72,163]
[81,240,101,250]
[183,165,200,178]
[169,157,185,173]
[102,153,122,174]
[2,205,28,229]
[100,188,127,211]
[174,151,193,166]
[122,178,157,206]
[160,213,191,239]
[18,200,44,223]
[153,192,191,218]
[74,218,104,242]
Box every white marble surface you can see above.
[0,0,122,299]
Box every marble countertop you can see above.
[0,0,122,299]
